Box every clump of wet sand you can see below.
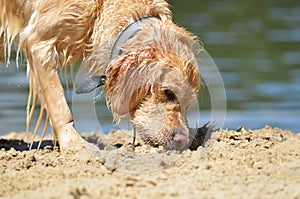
[0,126,299,199]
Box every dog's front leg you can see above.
[35,65,77,148]
[34,65,99,155]
[35,66,77,149]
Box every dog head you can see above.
[80,20,201,149]
[105,47,200,149]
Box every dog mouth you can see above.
[138,126,190,150]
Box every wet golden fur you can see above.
[0,0,201,150]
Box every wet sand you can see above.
[0,126,299,199]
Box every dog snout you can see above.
[172,132,189,146]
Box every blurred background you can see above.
[0,0,299,135]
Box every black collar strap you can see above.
[110,16,160,61]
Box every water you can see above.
[0,0,299,135]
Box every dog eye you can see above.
[164,89,176,101]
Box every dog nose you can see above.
[173,133,189,146]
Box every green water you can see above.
[0,0,299,134]
[172,0,300,132]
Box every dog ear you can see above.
[106,50,167,118]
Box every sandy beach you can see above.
[0,126,299,199]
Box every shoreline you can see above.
[1,126,299,198]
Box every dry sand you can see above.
[0,126,299,199]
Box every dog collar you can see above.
[110,16,159,61]
[77,17,159,94]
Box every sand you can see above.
[0,126,299,199]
